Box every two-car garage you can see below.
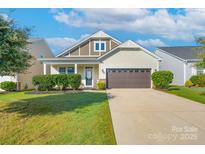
[106,68,151,88]
[98,40,160,89]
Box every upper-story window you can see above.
[94,41,106,52]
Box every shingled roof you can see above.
[158,46,205,61]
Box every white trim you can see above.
[135,42,161,60]
[94,40,106,52]
[74,64,78,74]
[56,30,121,57]
[98,40,161,61]
[44,61,100,65]
[84,66,94,87]
[89,40,91,56]
[183,63,187,84]
[109,40,111,50]
[43,64,46,75]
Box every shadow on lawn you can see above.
[1,92,107,117]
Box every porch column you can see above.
[43,63,47,75]
[74,64,78,74]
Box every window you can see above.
[59,67,66,74]
[95,42,100,51]
[197,68,204,75]
[67,67,75,74]
[101,42,105,50]
[94,41,106,52]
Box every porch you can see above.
[43,63,99,88]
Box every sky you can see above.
[0,8,204,55]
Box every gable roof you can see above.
[157,46,204,61]
[98,40,161,61]
[56,30,121,58]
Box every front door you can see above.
[85,67,93,87]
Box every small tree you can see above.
[0,15,32,76]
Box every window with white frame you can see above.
[94,41,106,52]
[67,67,75,74]
[59,67,66,74]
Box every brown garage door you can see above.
[106,68,151,88]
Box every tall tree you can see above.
[194,37,205,68]
[0,15,32,76]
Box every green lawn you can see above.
[0,91,116,144]
[167,86,205,104]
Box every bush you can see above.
[53,74,69,90]
[185,80,193,88]
[190,75,200,86]
[96,80,106,90]
[198,75,205,87]
[0,81,16,91]
[32,74,81,91]
[151,70,173,89]
[32,75,55,91]
[68,74,81,90]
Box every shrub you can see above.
[53,74,69,90]
[190,75,200,86]
[151,70,173,89]
[185,80,193,88]
[32,74,81,91]
[32,75,55,91]
[198,75,205,87]
[68,74,81,90]
[0,81,16,91]
[96,80,106,90]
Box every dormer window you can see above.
[94,41,106,52]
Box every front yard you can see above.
[167,86,205,104]
[0,91,116,144]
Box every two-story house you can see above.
[39,31,161,88]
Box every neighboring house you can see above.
[0,38,54,90]
[155,46,204,85]
[39,31,161,88]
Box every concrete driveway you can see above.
[107,89,205,144]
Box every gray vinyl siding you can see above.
[155,49,185,85]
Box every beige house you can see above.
[39,31,161,88]
[0,39,53,90]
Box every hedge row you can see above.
[32,74,81,91]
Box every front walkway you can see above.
[107,89,205,144]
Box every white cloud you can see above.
[45,34,90,54]
[51,8,205,41]
[137,39,167,48]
